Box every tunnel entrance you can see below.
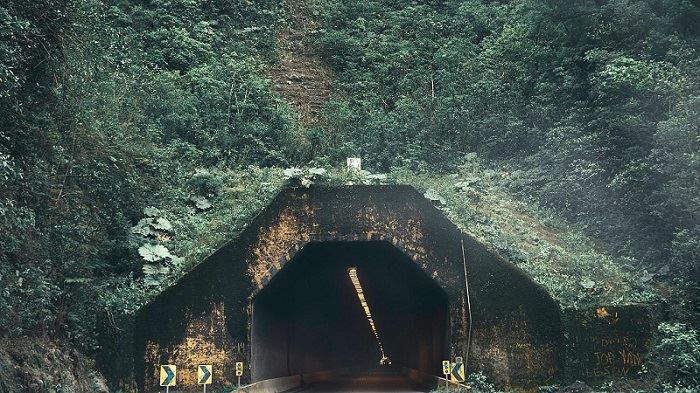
[251,241,449,382]
[132,186,572,392]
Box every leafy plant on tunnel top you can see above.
[137,243,172,263]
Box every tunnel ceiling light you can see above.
[347,267,390,365]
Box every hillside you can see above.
[0,0,698,391]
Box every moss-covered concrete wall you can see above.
[128,186,654,392]
[563,306,658,382]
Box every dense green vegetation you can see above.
[0,0,698,391]
[0,0,299,351]
[310,0,699,276]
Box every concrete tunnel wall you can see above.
[132,185,566,392]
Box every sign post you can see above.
[442,360,451,390]
[198,365,212,393]
[159,365,176,393]
[235,362,244,388]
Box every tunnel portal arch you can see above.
[134,186,563,392]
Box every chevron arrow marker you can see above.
[451,362,465,383]
[199,365,211,384]
[160,365,176,387]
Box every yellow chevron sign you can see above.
[159,365,176,387]
[198,365,212,385]
[450,361,465,383]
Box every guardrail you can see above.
[232,374,302,393]
[229,366,470,392]
[404,368,470,391]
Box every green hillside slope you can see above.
[0,0,697,391]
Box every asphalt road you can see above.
[286,368,429,393]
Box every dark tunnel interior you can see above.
[250,241,449,381]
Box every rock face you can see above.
[0,337,108,393]
[116,186,655,392]
[267,1,332,126]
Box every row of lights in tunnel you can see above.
[347,267,391,365]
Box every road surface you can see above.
[285,368,429,392]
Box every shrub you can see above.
[644,322,700,388]
[467,372,496,393]
[188,170,224,197]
